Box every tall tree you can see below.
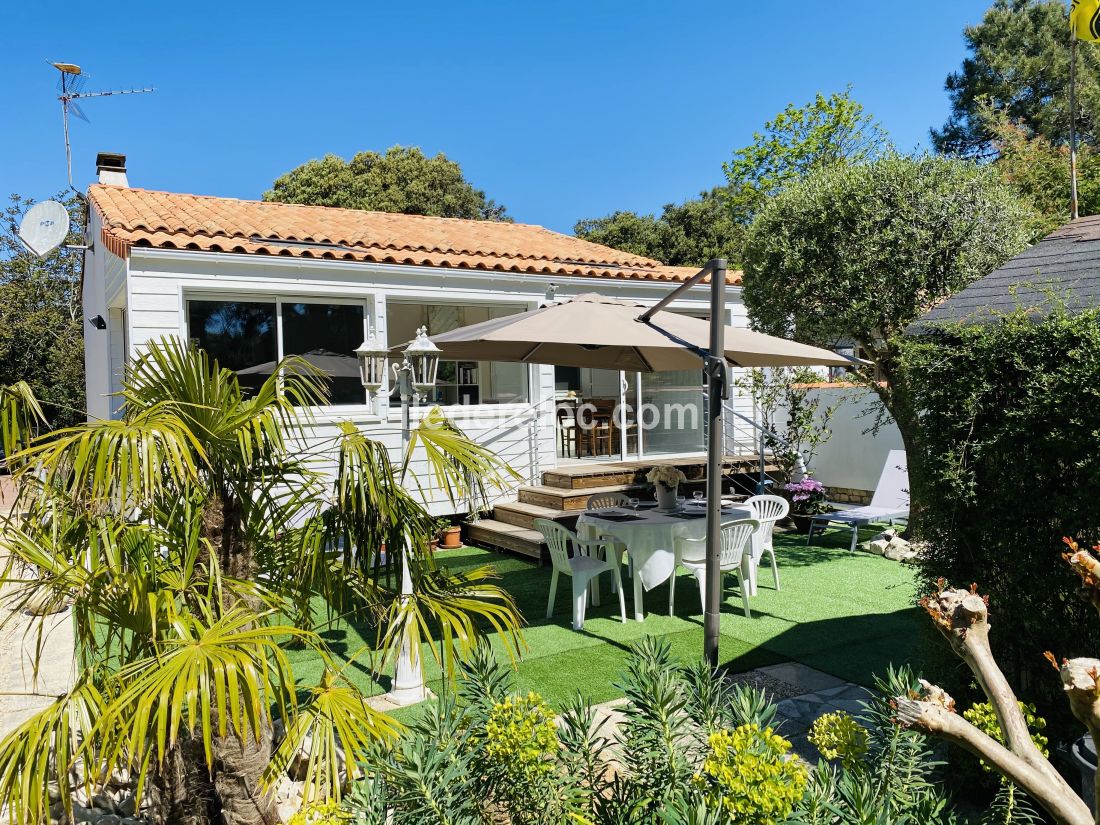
[574,187,743,267]
[741,154,1034,536]
[0,194,84,428]
[264,145,509,221]
[723,88,890,225]
[988,113,1100,230]
[933,0,1100,157]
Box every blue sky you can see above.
[3,0,992,234]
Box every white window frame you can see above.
[182,290,380,420]
[385,297,533,410]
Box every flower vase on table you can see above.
[647,465,688,513]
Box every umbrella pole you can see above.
[705,259,727,669]
[637,257,727,668]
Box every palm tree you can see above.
[0,337,523,825]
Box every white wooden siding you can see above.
[107,249,746,514]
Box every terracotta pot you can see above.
[440,526,463,549]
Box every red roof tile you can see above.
[88,185,741,284]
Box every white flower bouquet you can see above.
[646,465,687,490]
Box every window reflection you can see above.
[186,299,367,405]
[187,300,276,396]
[388,303,528,405]
[282,302,366,405]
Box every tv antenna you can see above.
[51,62,154,188]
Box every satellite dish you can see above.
[16,201,70,258]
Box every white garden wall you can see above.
[791,384,904,500]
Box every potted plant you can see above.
[782,477,830,533]
[437,517,462,550]
[647,465,687,512]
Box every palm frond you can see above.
[329,421,433,565]
[0,679,104,825]
[0,380,46,461]
[94,607,306,802]
[379,562,525,685]
[265,666,400,802]
[401,407,521,507]
[13,401,204,508]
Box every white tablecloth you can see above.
[578,504,754,620]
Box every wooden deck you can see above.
[466,454,778,562]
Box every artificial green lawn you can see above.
[285,523,923,722]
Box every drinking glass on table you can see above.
[692,491,704,504]
[628,497,640,511]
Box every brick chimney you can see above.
[95,152,128,187]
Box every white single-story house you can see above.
[81,154,759,539]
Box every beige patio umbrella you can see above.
[419,293,855,371]
[390,276,859,673]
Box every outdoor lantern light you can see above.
[355,334,389,394]
[404,325,441,395]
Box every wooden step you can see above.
[542,467,642,490]
[494,501,577,530]
[518,482,647,511]
[541,456,775,490]
[465,519,545,562]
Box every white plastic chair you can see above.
[745,494,789,590]
[535,519,626,630]
[672,518,759,618]
[586,492,631,509]
[585,492,632,576]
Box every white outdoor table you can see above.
[577,503,755,621]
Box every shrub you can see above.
[287,800,351,825]
[897,305,1100,728]
[344,639,960,825]
[694,725,807,823]
[482,692,561,824]
[808,711,868,769]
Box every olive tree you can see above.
[741,153,1035,535]
[895,541,1100,825]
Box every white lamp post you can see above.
[355,325,441,706]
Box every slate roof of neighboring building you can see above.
[87,185,741,284]
[913,215,1100,331]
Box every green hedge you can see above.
[899,306,1100,725]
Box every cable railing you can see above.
[721,398,801,495]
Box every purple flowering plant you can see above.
[782,478,830,515]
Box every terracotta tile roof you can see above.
[88,185,742,284]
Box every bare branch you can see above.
[896,682,1092,825]
[1063,539,1100,618]
[921,586,1057,780]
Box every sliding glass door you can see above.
[554,367,704,461]
[638,369,706,456]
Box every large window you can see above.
[281,302,365,404]
[187,297,368,405]
[387,302,528,405]
[187,300,277,396]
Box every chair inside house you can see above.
[672,518,759,618]
[556,403,578,458]
[745,494,789,590]
[807,450,909,552]
[534,518,626,630]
